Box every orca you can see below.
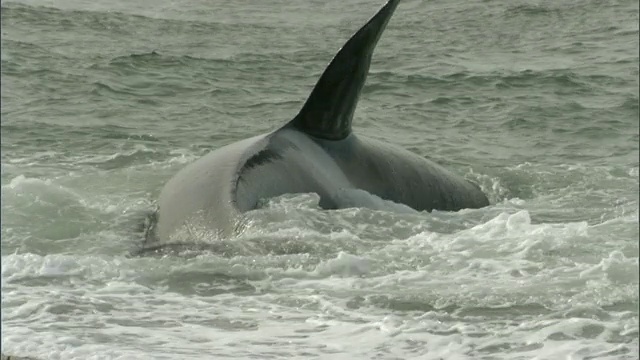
[142,0,489,249]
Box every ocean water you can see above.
[1,0,638,358]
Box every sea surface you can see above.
[1,0,638,359]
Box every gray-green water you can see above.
[2,0,638,359]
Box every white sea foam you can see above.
[3,196,637,359]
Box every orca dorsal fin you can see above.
[285,0,400,140]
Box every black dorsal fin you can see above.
[285,0,400,140]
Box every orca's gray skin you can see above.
[142,0,489,248]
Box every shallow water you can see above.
[2,0,639,359]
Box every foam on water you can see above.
[2,183,638,358]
